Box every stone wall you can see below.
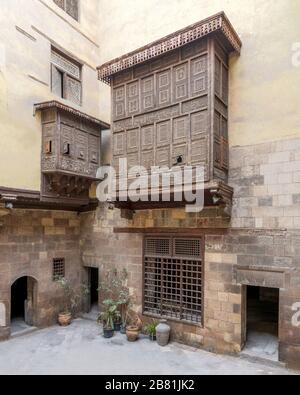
[230,138,300,229]
[0,209,81,340]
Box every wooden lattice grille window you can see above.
[53,258,65,281]
[53,0,79,21]
[144,236,203,324]
[51,48,82,106]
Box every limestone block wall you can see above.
[230,138,300,229]
[0,209,81,340]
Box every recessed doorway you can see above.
[90,268,99,308]
[10,276,37,335]
[242,286,279,362]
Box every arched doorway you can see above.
[11,276,37,332]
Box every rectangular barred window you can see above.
[53,0,79,21]
[53,258,65,281]
[51,48,82,106]
[143,236,203,324]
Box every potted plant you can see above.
[98,268,131,334]
[56,278,89,326]
[144,320,157,341]
[98,299,118,338]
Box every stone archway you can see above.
[10,276,38,328]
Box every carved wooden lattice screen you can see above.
[144,236,203,324]
[53,0,79,21]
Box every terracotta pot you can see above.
[58,312,72,327]
[126,326,140,342]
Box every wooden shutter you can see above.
[51,65,63,98]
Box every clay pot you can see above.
[126,326,140,342]
[156,320,170,346]
[58,312,72,327]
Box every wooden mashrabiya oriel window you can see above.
[34,101,110,207]
[143,236,204,324]
[97,12,241,203]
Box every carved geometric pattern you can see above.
[173,116,188,143]
[98,12,242,84]
[53,0,79,21]
[89,135,100,164]
[141,76,155,112]
[141,125,154,150]
[113,86,126,119]
[157,121,171,147]
[191,111,208,140]
[127,129,139,153]
[173,63,189,102]
[75,130,88,161]
[127,81,140,115]
[51,48,80,79]
[157,70,171,106]
[156,147,170,168]
[222,64,229,103]
[141,150,154,170]
[66,76,81,106]
[127,153,139,171]
[113,132,126,156]
[65,0,79,21]
[191,137,209,165]
[215,56,222,97]
[191,55,208,96]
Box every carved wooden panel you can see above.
[66,76,81,106]
[113,132,126,156]
[113,86,126,120]
[173,63,189,102]
[156,147,170,168]
[173,116,189,144]
[157,121,171,147]
[157,70,171,107]
[53,0,79,21]
[127,128,139,153]
[42,124,57,171]
[191,110,208,140]
[191,55,208,97]
[127,81,140,115]
[141,150,154,170]
[141,125,154,151]
[141,76,155,112]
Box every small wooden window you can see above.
[51,48,82,106]
[53,0,79,21]
[45,141,52,154]
[53,258,65,281]
[143,236,203,324]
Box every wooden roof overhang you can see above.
[97,12,242,84]
[34,101,110,130]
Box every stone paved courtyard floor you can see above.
[0,319,297,375]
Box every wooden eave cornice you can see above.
[0,187,98,212]
[34,101,110,130]
[97,12,242,84]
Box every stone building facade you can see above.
[0,0,300,371]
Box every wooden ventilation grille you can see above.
[144,236,203,324]
[53,258,65,281]
[145,237,171,256]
